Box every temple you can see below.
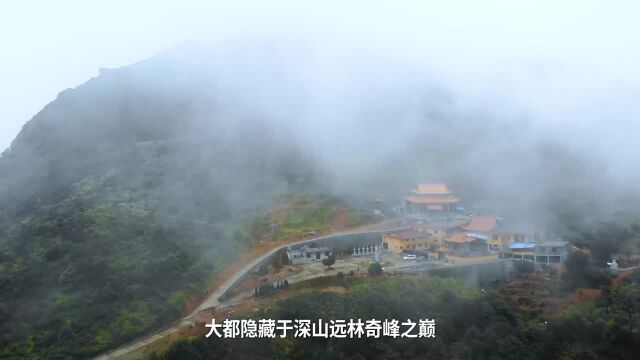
[404,183,461,218]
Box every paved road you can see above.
[191,226,411,314]
[94,225,409,360]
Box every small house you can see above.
[286,245,332,265]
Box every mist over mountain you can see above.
[3,40,639,231]
[0,39,638,358]
[0,44,325,359]
[1,45,318,217]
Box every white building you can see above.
[286,245,332,265]
[534,241,568,266]
[501,240,568,267]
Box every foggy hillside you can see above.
[0,40,639,358]
[0,47,317,219]
[3,41,639,231]
[0,45,325,359]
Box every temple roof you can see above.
[413,183,452,195]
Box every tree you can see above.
[562,251,590,289]
[562,251,611,289]
[368,262,383,276]
[322,254,336,269]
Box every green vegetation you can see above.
[368,262,383,276]
[0,180,240,359]
[249,197,336,242]
[275,203,334,240]
[248,192,377,243]
[152,272,640,360]
[561,251,612,290]
[0,61,327,359]
[1,48,638,360]
[322,254,336,269]
[0,91,324,359]
[0,174,327,359]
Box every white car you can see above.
[403,254,417,260]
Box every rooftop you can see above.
[296,245,331,252]
[463,216,497,233]
[406,195,460,204]
[506,242,537,250]
[448,232,479,243]
[464,232,488,240]
[410,183,455,195]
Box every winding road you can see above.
[93,225,410,360]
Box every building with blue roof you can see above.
[501,241,568,267]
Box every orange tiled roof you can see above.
[406,195,460,204]
[415,183,451,194]
[447,232,476,243]
[463,216,497,233]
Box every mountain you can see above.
[0,49,320,359]
[1,42,638,360]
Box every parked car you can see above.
[403,254,417,260]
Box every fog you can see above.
[2,0,640,231]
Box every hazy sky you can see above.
[1,0,639,152]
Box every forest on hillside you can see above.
[0,56,328,359]
[151,271,640,360]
